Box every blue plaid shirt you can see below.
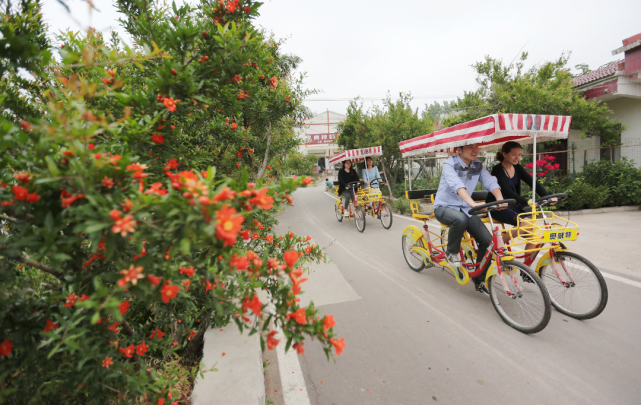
[433,155,500,217]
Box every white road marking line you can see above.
[275,326,311,405]
[301,195,589,400]
[321,191,641,289]
[599,271,641,288]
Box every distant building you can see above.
[571,32,641,169]
[295,110,345,172]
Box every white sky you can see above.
[42,0,641,115]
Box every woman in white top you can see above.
[362,157,383,188]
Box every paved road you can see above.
[266,186,641,405]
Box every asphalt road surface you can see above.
[266,186,641,405]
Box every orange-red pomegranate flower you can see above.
[283,251,299,269]
[330,337,345,356]
[161,281,180,303]
[242,294,263,316]
[286,308,307,325]
[117,265,144,287]
[163,97,180,112]
[179,267,195,278]
[293,342,305,354]
[64,293,77,308]
[112,214,136,236]
[215,205,245,246]
[266,331,279,350]
[213,186,236,202]
[249,187,274,210]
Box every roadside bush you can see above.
[582,159,641,206]
[394,197,411,215]
[0,1,343,403]
[564,178,609,210]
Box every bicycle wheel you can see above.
[539,252,608,320]
[380,203,393,229]
[402,235,426,272]
[440,229,447,246]
[334,202,343,222]
[355,206,366,233]
[488,260,551,334]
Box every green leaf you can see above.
[180,237,191,255]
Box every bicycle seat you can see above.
[413,211,434,220]
[470,190,488,201]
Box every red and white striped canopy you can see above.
[328,146,383,165]
[399,114,572,157]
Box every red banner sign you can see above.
[306,133,337,145]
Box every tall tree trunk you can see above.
[381,161,394,200]
[256,123,272,179]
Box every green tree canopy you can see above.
[443,52,623,146]
[336,93,434,196]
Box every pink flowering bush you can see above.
[524,154,561,178]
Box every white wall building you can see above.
[295,110,345,172]
[571,32,641,170]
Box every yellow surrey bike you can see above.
[333,180,367,232]
[397,113,608,331]
[329,146,390,232]
[402,189,552,334]
[357,176,393,229]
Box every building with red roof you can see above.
[571,32,641,169]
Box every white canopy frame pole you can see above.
[407,157,412,191]
[531,132,537,214]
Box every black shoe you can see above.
[473,277,489,295]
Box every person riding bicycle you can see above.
[362,157,384,188]
[486,141,557,249]
[433,144,507,291]
[337,159,360,217]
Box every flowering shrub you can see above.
[524,154,560,178]
[0,0,338,403]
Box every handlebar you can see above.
[534,193,568,207]
[365,177,386,186]
[345,181,363,189]
[468,199,516,216]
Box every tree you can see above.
[443,52,623,146]
[286,151,317,176]
[336,93,434,197]
[0,1,343,403]
[423,100,455,124]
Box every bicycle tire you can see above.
[488,261,552,334]
[539,251,608,320]
[380,203,393,229]
[334,202,343,222]
[355,206,366,232]
[402,235,426,272]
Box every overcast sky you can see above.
[42,0,641,116]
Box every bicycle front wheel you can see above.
[380,203,393,229]
[488,261,552,334]
[355,206,366,233]
[402,235,426,272]
[334,202,343,222]
[539,252,608,320]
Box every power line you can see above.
[303,94,462,102]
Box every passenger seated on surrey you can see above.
[433,144,507,291]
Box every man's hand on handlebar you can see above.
[469,201,488,212]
